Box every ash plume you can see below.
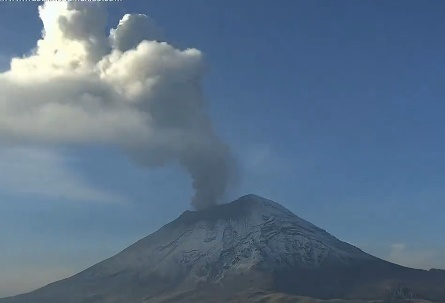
[0,2,234,209]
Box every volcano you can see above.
[1,194,445,303]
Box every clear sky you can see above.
[1,0,445,297]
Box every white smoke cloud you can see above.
[0,2,234,209]
[110,13,163,52]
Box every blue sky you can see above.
[1,0,445,297]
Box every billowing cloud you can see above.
[110,13,163,52]
[0,2,234,209]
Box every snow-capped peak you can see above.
[88,194,373,284]
[5,195,445,303]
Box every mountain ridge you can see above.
[1,194,445,303]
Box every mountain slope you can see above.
[1,194,445,303]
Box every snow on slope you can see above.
[4,194,445,303]
[80,194,374,284]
